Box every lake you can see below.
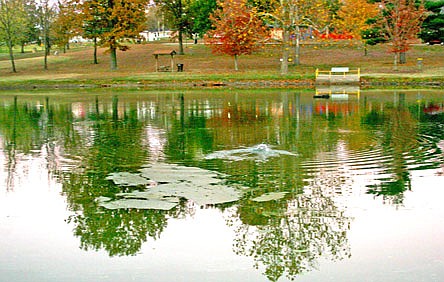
[0,88,443,282]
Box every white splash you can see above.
[205,144,297,162]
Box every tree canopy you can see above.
[379,0,427,68]
[333,0,379,40]
[81,0,149,70]
[205,0,269,71]
[419,0,444,43]
[0,0,27,72]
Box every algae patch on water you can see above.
[99,163,242,210]
[105,172,153,186]
[96,195,180,210]
[251,192,288,202]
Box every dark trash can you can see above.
[177,63,184,72]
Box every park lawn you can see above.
[0,40,443,88]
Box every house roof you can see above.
[153,50,176,56]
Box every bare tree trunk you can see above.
[294,26,301,66]
[393,52,398,71]
[234,54,239,71]
[281,29,290,75]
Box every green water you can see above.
[0,88,443,282]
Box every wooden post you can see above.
[155,54,159,72]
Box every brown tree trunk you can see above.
[93,37,98,64]
[110,46,117,70]
[7,39,17,73]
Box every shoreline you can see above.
[0,76,443,91]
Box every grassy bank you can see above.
[0,41,443,90]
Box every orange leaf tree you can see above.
[334,0,379,40]
[52,0,82,53]
[205,0,269,71]
[81,0,148,70]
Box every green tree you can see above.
[19,0,40,54]
[81,0,106,64]
[188,0,217,38]
[362,17,388,47]
[81,0,149,70]
[419,0,444,43]
[36,0,56,70]
[0,0,27,73]
[155,0,192,55]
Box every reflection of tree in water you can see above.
[57,95,194,256]
[366,171,411,205]
[66,198,192,256]
[164,94,214,164]
[228,182,351,281]
[0,96,69,190]
[0,94,212,257]
[361,94,418,206]
[68,208,165,256]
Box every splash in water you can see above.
[205,144,297,162]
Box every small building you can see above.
[153,50,177,72]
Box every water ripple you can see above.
[301,131,444,177]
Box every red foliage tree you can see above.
[380,0,426,69]
[205,0,269,71]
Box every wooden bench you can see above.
[157,65,171,72]
[330,67,349,76]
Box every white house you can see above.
[139,30,172,42]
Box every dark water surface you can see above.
[1,89,443,282]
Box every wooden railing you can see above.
[315,67,360,79]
